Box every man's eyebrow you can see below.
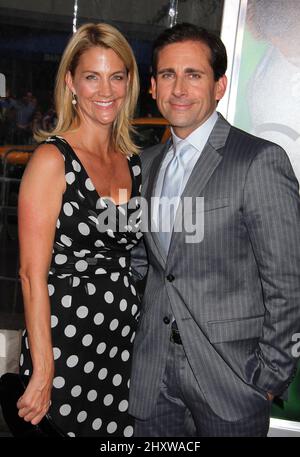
[157,68,175,74]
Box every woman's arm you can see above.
[17,143,65,425]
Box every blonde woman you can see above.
[17,23,142,437]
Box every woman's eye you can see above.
[112,75,124,81]
[86,74,97,80]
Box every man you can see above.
[129,23,300,437]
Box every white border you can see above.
[218,0,247,123]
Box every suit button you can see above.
[163,316,170,325]
[166,274,175,282]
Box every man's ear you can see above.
[215,74,227,102]
[65,71,75,95]
[151,76,157,100]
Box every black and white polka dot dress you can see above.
[19,136,143,437]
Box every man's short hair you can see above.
[152,22,227,81]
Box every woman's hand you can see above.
[17,373,53,425]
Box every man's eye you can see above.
[161,73,174,79]
[189,73,201,79]
[86,74,97,80]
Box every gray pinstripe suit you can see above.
[129,114,300,434]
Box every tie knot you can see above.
[175,139,189,157]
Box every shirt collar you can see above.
[171,110,218,152]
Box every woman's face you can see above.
[67,46,129,128]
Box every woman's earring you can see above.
[72,93,77,105]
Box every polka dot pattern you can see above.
[19,135,143,437]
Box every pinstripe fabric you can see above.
[129,114,300,427]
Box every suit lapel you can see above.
[144,140,171,266]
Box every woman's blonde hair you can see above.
[35,23,140,155]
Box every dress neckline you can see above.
[54,135,134,207]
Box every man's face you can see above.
[151,40,227,138]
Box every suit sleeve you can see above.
[243,143,300,396]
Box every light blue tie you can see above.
[158,139,190,253]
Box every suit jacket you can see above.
[129,114,300,421]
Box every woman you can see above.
[17,23,142,437]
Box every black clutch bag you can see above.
[0,373,66,437]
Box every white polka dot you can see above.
[118,399,128,412]
[72,277,80,287]
[20,353,24,366]
[53,376,65,389]
[51,315,58,328]
[68,432,76,437]
[71,201,79,210]
[77,411,87,423]
[66,355,79,368]
[48,284,55,296]
[112,374,122,386]
[132,165,141,176]
[98,368,108,380]
[110,272,120,282]
[107,421,117,434]
[103,394,114,406]
[88,215,98,225]
[64,324,76,337]
[94,313,104,325]
[123,276,129,287]
[131,304,138,316]
[63,202,73,216]
[104,291,114,303]
[74,249,90,258]
[121,325,131,337]
[78,223,90,236]
[65,172,75,184]
[119,299,127,311]
[130,331,136,343]
[121,350,130,362]
[61,295,72,308]
[60,404,71,416]
[55,254,68,265]
[87,283,96,295]
[75,260,88,272]
[85,178,95,191]
[60,235,72,246]
[109,319,119,331]
[109,346,118,358]
[82,334,93,346]
[87,390,97,402]
[123,425,134,437]
[95,268,107,274]
[56,219,60,229]
[72,160,81,172]
[53,347,61,360]
[96,197,107,209]
[95,239,104,247]
[92,418,102,431]
[84,361,94,373]
[118,237,127,244]
[24,369,30,376]
[76,306,88,318]
[77,190,85,199]
[107,229,115,238]
[25,337,29,349]
[71,385,82,397]
[119,257,126,268]
[96,342,106,354]
[130,284,137,296]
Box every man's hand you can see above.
[267,392,274,401]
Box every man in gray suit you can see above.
[129,23,300,437]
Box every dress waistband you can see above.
[50,254,130,276]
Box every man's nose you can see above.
[172,76,187,97]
